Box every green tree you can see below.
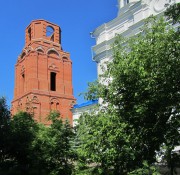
[165,3,180,24]
[31,123,50,174]
[48,111,75,175]
[0,97,11,167]
[0,100,76,175]
[8,111,38,174]
[33,111,75,175]
[76,11,180,175]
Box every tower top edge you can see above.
[26,19,61,29]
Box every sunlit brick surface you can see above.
[11,19,75,125]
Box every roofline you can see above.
[73,99,98,109]
[26,19,60,29]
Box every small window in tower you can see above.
[21,52,26,59]
[50,72,56,91]
[124,0,129,5]
[46,26,54,41]
[22,74,25,92]
[28,28,31,41]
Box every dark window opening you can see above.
[21,52,26,59]
[124,0,129,5]
[22,74,25,92]
[50,72,56,91]
[28,28,31,41]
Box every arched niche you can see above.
[50,98,60,111]
[32,96,40,120]
[32,96,39,104]
[47,48,59,58]
[18,100,22,110]
[35,46,44,53]
[62,56,69,61]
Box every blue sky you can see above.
[0,0,117,106]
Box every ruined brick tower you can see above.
[11,19,75,125]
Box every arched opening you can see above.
[22,73,25,93]
[37,49,44,53]
[32,96,40,121]
[36,47,44,53]
[46,26,54,41]
[32,96,39,103]
[28,27,31,41]
[62,56,68,60]
[50,99,60,111]
[123,0,129,5]
[18,100,22,110]
[21,52,26,59]
[47,49,59,58]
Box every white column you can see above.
[120,0,124,8]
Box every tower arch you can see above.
[35,46,44,53]
[47,48,60,58]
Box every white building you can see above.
[72,0,179,126]
[91,0,179,76]
[72,100,98,127]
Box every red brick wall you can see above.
[11,20,75,125]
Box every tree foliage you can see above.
[76,10,180,174]
[36,111,75,175]
[8,111,38,174]
[0,99,75,175]
[0,97,11,167]
[165,3,180,24]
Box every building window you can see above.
[46,26,54,41]
[50,72,56,91]
[124,0,129,5]
[28,28,31,41]
[22,74,25,92]
[21,52,26,59]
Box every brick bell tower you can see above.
[11,19,76,125]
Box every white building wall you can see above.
[72,0,179,128]
[72,101,98,127]
[92,0,179,76]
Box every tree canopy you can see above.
[0,99,75,175]
[76,7,180,175]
